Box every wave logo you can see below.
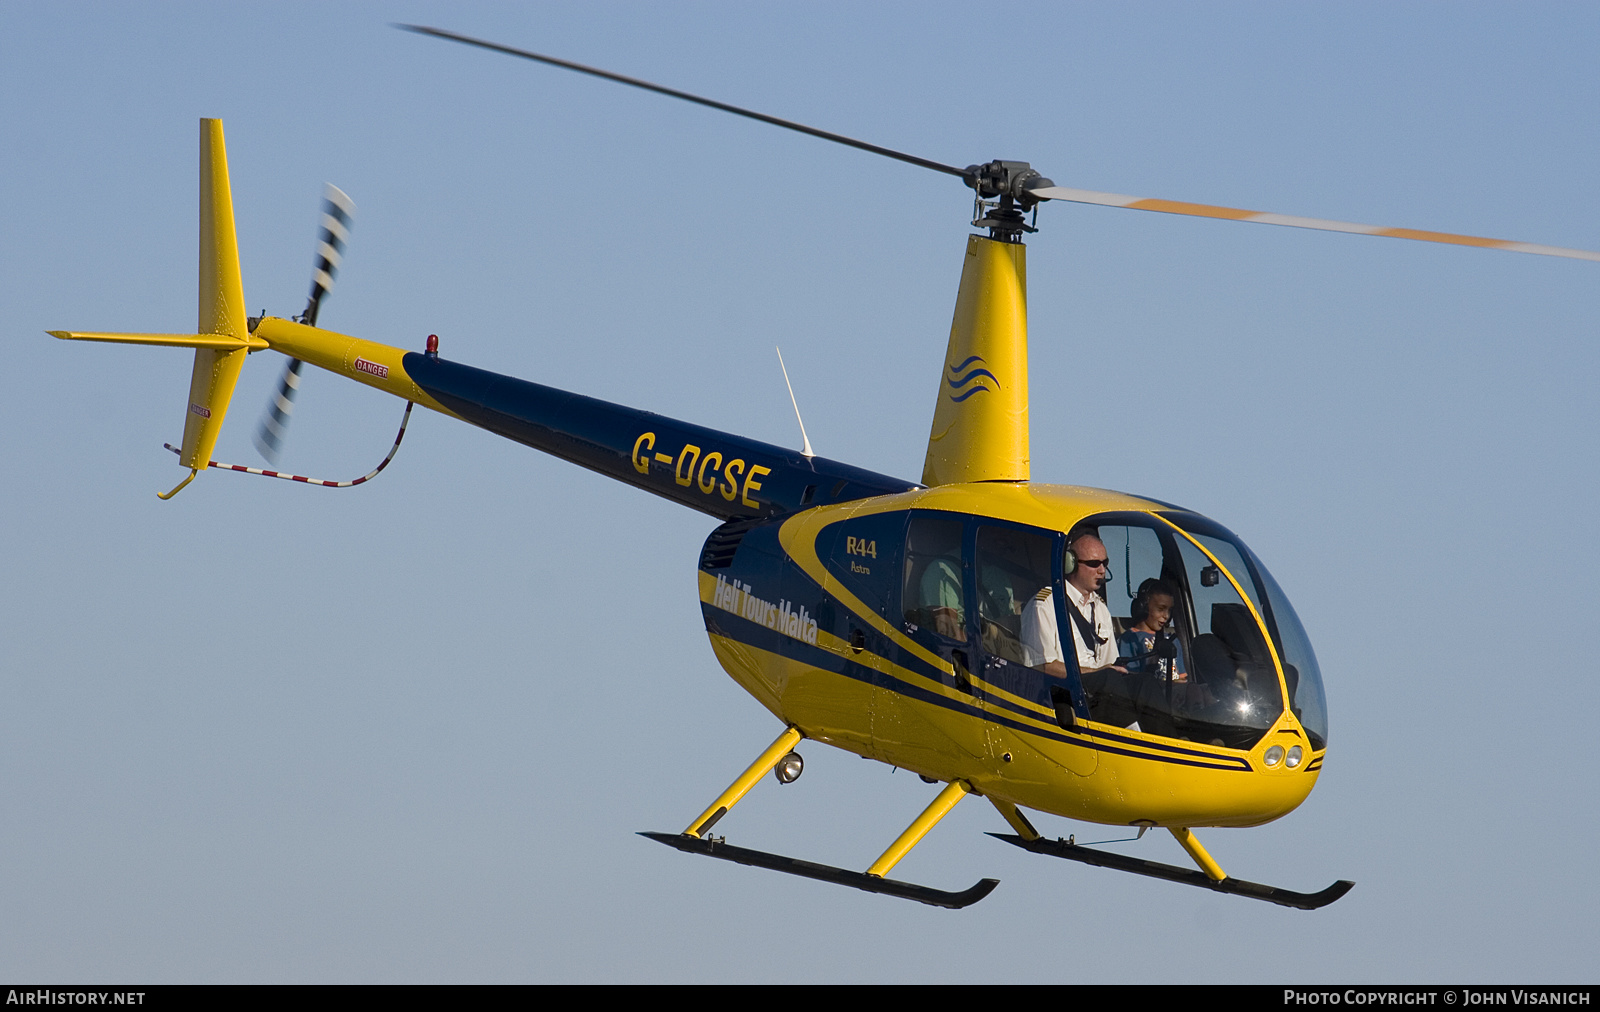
[946,355,1000,402]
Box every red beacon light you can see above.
[425,333,439,357]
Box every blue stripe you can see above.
[705,603,1252,772]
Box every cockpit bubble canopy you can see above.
[1083,511,1328,751]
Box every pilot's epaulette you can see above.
[1034,587,1052,601]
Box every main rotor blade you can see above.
[1028,185,1600,262]
[397,24,968,180]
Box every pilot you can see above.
[1020,531,1124,678]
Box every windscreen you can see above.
[1161,513,1329,750]
[1081,514,1296,750]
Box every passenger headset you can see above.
[1130,579,1161,625]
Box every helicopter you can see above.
[48,26,1600,913]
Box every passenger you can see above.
[1020,531,1125,678]
[979,564,1022,626]
[919,555,966,641]
[978,563,1027,663]
[1118,578,1187,682]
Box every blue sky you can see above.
[3,2,1597,983]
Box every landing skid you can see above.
[989,833,1353,910]
[642,832,1000,909]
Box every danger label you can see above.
[353,357,389,379]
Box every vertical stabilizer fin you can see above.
[921,235,1029,486]
[178,119,250,472]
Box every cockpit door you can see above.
[874,511,993,769]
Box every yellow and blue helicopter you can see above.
[50,27,1600,911]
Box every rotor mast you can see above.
[915,161,1056,486]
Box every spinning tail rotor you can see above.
[50,123,425,498]
[254,184,356,464]
[305,184,355,328]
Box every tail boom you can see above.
[249,316,455,417]
[51,117,911,516]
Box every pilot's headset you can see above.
[1063,529,1106,583]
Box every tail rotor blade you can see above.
[303,183,356,327]
[253,357,304,465]
[256,183,356,463]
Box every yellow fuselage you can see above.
[700,482,1320,829]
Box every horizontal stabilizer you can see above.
[49,330,267,351]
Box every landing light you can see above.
[1263,745,1285,768]
[1285,745,1304,769]
[774,751,804,784]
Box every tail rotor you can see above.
[303,183,354,328]
[253,184,355,463]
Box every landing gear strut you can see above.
[641,726,999,909]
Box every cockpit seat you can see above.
[1189,632,1237,689]
[1211,603,1271,665]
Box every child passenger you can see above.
[1118,578,1187,682]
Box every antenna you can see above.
[775,347,815,458]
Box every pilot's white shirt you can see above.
[1020,583,1118,671]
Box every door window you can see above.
[974,525,1054,666]
[902,513,968,642]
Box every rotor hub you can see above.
[963,160,1054,204]
[964,161,1054,241]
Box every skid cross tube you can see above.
[866,780,971,878]
[683,726,803,838]
[989,833,1354,910]
[989,797,1043,841]
[648,772,998,908]
[1169,826,1227,881]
